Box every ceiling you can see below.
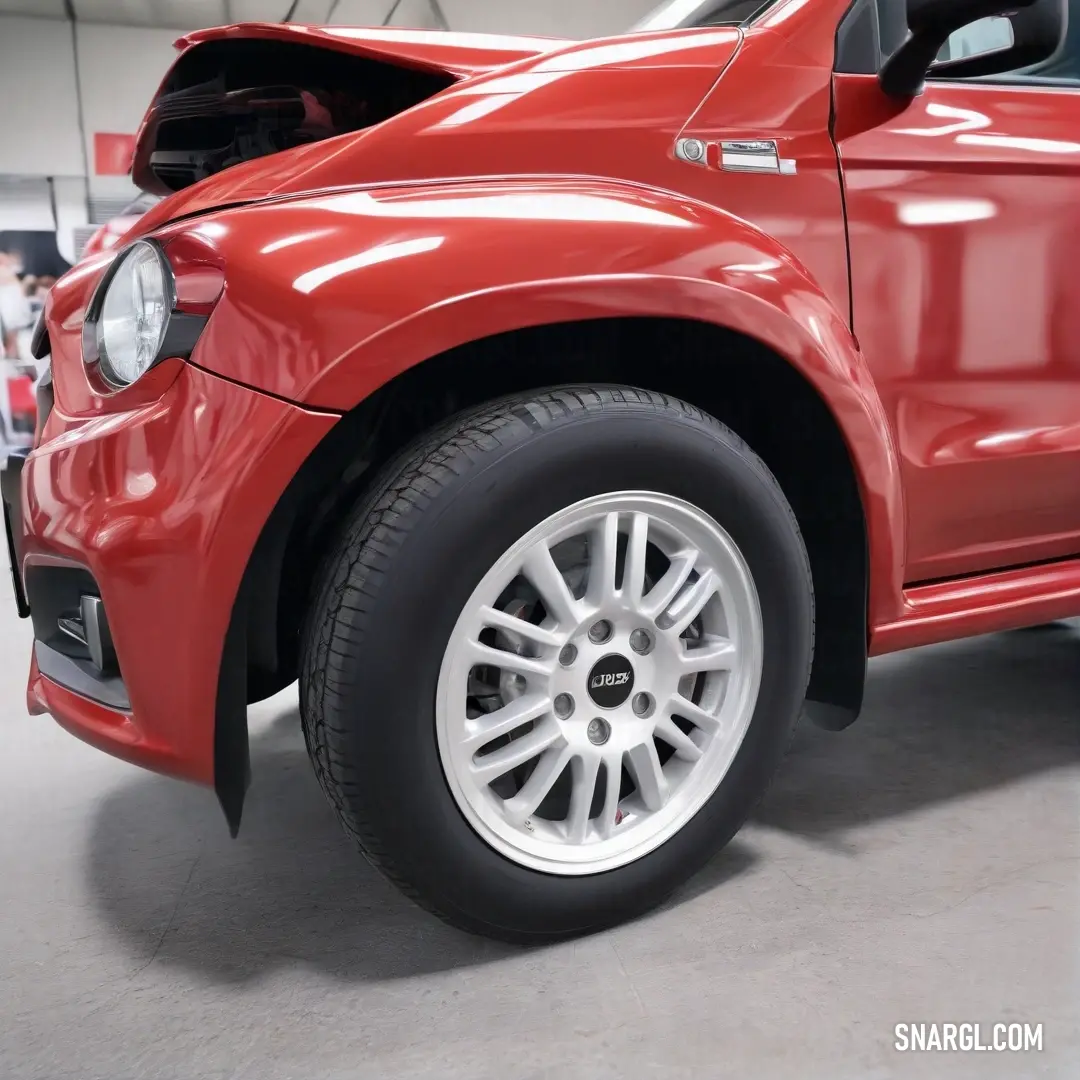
[0,0,448,32]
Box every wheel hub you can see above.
[586,652,635,709]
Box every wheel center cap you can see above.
[587,653,635,709]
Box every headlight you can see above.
[99,242,170,386]
[81,236,217,392]
[86,241,171,388]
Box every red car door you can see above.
[835,4,1080,582]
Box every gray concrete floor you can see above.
[0,568,1077,1080]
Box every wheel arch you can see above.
[235,314,881,740]
[185,176,904,604]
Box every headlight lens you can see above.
[95,241,171,387]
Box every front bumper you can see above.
[9,362,336,786]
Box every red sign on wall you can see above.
[94,133,136,176]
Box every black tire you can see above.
[300,386,814,942]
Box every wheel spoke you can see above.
[679,636,736,674]
[659,568,718,637]
[470,721,563,785]
[641,550,697,619]
[565,753,601,843]
[622,512,649,606]
[479,606,564,650]
[467,640,553,680]
[504,744,574,824]
[668,694,722,736]
[463,694,551,753]
[440,489,763,873]
[654,715,703,762]
[627,740,668,812]
[598,752,625,839]
[522,543,582,628]
[586,512,620,606]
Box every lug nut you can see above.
[587,718,611,746]
[632,693,654,718]
[629,628,653,655]
[554,693,575,720]
[588,620,613,644]
[559,644,578,667]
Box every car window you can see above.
[937,16,1015,63]
[838,0,1080,85]
[935,0,1080,85]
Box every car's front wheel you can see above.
[301,386,813,941]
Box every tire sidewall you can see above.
[310,397,813,938]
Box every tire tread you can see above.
[300,385,814,939]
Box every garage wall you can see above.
[0,17,85,177]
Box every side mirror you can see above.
[879,0,1063,97]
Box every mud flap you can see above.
[214,579,251,837]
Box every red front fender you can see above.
[170,178,905,625]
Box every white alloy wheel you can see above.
[436,491,764,875]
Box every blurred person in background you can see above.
[0,250,35,452]
[0,250,32,361]
[25,274,53,323]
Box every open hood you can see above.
[123,21,740,246]
[131,23,561,197]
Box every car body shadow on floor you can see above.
[757,621,1080,845]
[83,623,1080,984]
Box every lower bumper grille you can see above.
[34,641,131,712]
[25,563,129,711]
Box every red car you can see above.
[3,0,1075,940]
